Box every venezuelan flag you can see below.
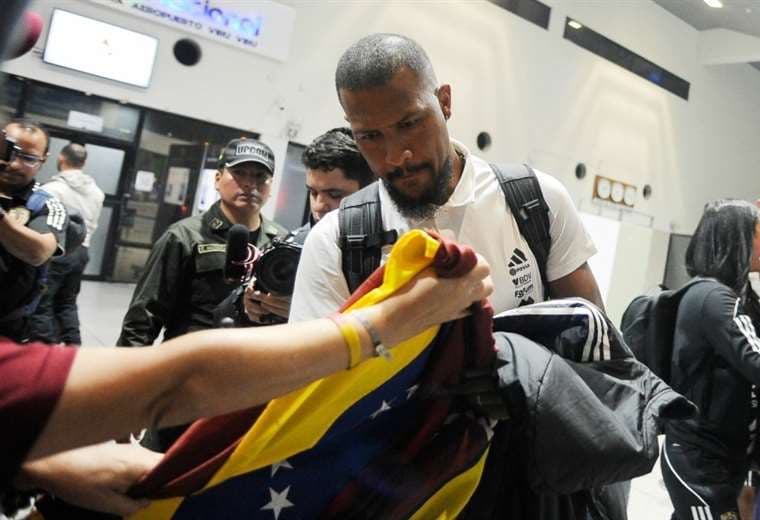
[130,230,495,519]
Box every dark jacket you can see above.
[289,220,312,245]
[117,201,287,346]
[0,182,67,341]
[666,278,760,471]
[461,298,693,520]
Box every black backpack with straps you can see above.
[620,278,709,384]
[338,163,552,296]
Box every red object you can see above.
[7,11,42,58]
[0,339,77,486]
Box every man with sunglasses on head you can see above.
[0,119,67,342]
[117,137,286,450]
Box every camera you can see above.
[213,234,303,328]
[253,236,303,296]
[1,134,18,164]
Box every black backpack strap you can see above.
[338,183,398,293]
[490,163,551,299]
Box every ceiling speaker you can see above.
[174,38,201,66]
[476,131,492,151]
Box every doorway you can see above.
[35,129,132,281]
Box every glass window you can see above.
[37,137,125,196]
[663,234,691,289]
[112,109,257,282]
[84,206,114,277]
[121,110,258,245]
[25,83,140,141]
[0,74,22,123]
[111,245,151,282]
[272,142,308,231]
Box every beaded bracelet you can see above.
[328,314,362,369]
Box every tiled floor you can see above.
[77,280,674,518]
[79,280,138,347]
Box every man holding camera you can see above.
[0,119,68,342]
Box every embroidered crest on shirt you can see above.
[508,248,535,305]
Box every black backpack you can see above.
[620,278,708,383]
[338,163,551,295]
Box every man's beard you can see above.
[383,156,453,220]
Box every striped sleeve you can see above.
[493,298,627,362]
[26,194,68,253]
[703,286,760,385]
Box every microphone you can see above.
[6,11,43,59]
[224,224,251,284]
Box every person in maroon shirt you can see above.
[1,254,492,516]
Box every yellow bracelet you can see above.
[329,314,362,369]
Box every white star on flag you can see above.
[261,486,294,519]
[406,384,419,400]
[270,459,293,477]
[370,400,392,419]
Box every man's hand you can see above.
[15,442,162,516]
[244,282,292,323]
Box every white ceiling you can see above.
[652,0,760,70]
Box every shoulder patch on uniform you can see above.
[198,243,227,254]
[8,206,31,225]
[209,217,225,230]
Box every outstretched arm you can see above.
[27,257,492,461]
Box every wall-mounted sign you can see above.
[88,0,296,62]
[593,175,637,208]
[67,110,104,132]
[135,170,156,192]
[164,166,190,205]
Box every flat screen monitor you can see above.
[43,9,158,88]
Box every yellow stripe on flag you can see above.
[410,447,490,520]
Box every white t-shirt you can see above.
[290,140,597,321]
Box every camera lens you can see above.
[253,240,302,295]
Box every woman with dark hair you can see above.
[662,199,760,520]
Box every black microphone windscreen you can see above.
[0,1,28,61]
[224,224,249,284]
[7,11,42,59]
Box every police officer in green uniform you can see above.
[0,120,67,342]
[118,137,287,348]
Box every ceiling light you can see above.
[703,0,723,8]
[568,20,583,29]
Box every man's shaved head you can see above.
[335,33,438,101]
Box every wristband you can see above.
[351,309,391,361]
[328,314,362,369]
